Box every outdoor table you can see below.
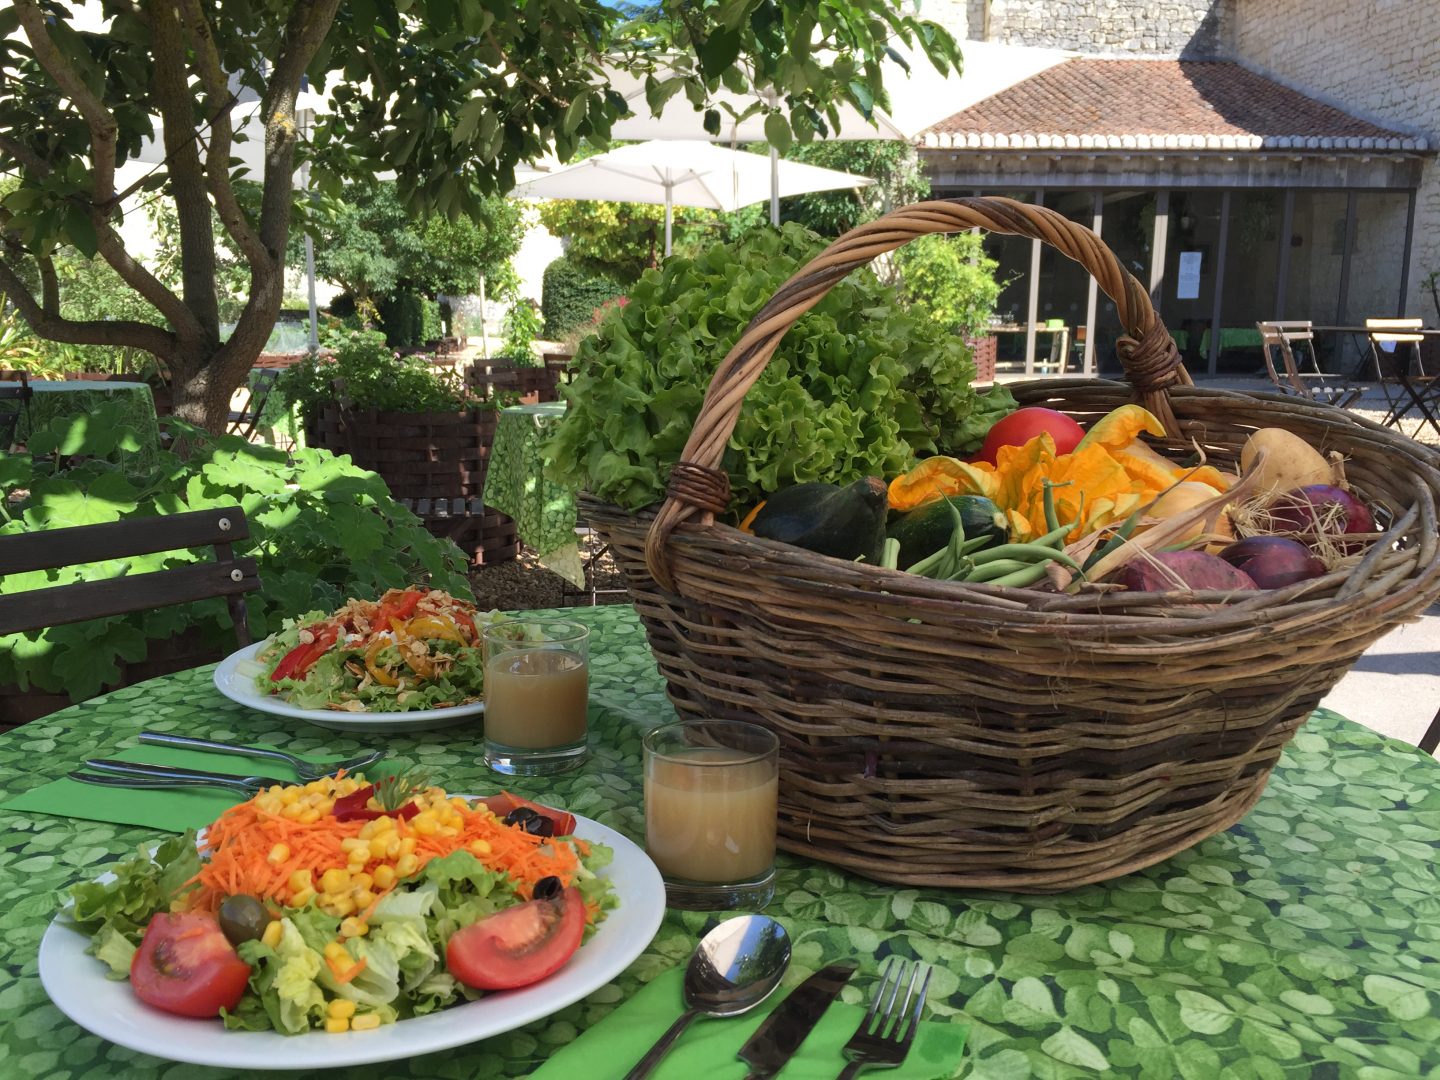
[483,401,583,586]
[0,604,1437,1078]
[1312,325,1440,439]
[3,379,163,469]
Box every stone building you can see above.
[921,1,1436,377]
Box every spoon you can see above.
[622,914,792,1080]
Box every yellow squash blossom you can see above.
[888,405,1230,543]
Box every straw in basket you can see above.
[583,197,1440,893]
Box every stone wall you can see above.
[974,0,1228,56]
[1228,0,1440,319]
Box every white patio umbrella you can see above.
[509,140,874,256]
[603,41,1067,222]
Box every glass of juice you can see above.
[642,719,780,910]
[482,619,590,775]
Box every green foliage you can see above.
[541,257,629,340]
[379,291,434,349]
[275,330,469,428]
[501,299,544,365]
[0,414,472,702]
[537,199,715,280]
[895,232,1006,340]
[546,223,1016,513]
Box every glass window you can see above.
[1217,191,1283,374]
[1159,191,1224,373]
[1038,191,1097,373]
[1094,192,1156,377]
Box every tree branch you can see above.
[0,133,51,178]
[176,0,268,268]
[37,251,58,313]
[146,0,220,340]
[13,0,119,206]
[0,256,175,356]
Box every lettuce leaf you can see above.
[65,830,202,949]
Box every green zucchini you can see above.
[887,495,1008,569]
[749,477,889,563]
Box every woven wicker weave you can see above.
[584,197,1440,892]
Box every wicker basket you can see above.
[584,197,1440,893]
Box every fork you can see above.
[70,765,288,796]
[138,731,383,781]
[835,959,933,1080]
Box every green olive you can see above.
[218,894,269,946]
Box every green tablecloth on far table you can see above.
[483,401,582,586]
[1,604,1438,1078]
[7,379,163,469]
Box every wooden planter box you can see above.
[966,334,998,383]
[311,404,519,566]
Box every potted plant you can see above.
[277,330,521,564]
[894,232,1006,383]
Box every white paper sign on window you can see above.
[1177,251,1203,300]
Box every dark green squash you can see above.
[887,495,1008,570]
[748,477,889,563]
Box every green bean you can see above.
[984,562,1055,588]
[968,543,1083,571]
[1083,509,1141,572]
[1027,522,1075,550]
[958,558,1036,583]
[879,537,900,571]
[1041,479,1072,534]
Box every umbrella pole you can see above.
[664,174,673,258]
[769,146,779,227]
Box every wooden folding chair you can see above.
[226,368,281,441]
[1366,318,1440,438]
[1256,321,1365,408]
[0,506,260,641]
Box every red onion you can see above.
[1219,536,1327,589]
[1117,551,1259,592]
[1267,485,1375,553]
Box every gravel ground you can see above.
[469,532,632,612]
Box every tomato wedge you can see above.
[269,624,340,682]
[480,792,577,837]
[445,886,584,991]
[130,912,252,1018]
[375,589,423,628]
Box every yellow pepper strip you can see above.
[364,638,400,687]
[405,615,464,644]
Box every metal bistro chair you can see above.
[1257,321,1366,409]
[0,371,33,450]
[0,506,260,643]
[1366,318,1440,439]
[227,368,281,442]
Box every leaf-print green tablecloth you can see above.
[483,402,583,586]
[8,379,163,469]
[1,603,1438,1079]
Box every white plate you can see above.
[39,816,666,1071]
[213,640,486,733]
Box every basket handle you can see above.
[644,195,1192,590]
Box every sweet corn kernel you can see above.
[372,815,395,833]
[384,836,402,858]
[280,787,301,806]
[316,800,334,815]
[256,795,282,815]
[321,868,352,894]
[289,869,314,891]
[324,941,350,962]
[449,797,469,813]
[305,790,327,806]
[399,837,417,855]
[324,1017,350,1034]
[339,917,369,938]
[368,835,391,859]
[468,839,492,856]
[291,886,316,907]
[350,872,373,891]
[412,814,439,837]
[328,895,356,917]
[296,808,321,825]
[328,998,357,1020]
[267,843,291,865]
[438,825,459,838]
[372,865,396,889]
[396,853,418,876]
[261,920,283,949]
[351,1014,381,1032]
[358,821,377,840]
[340,837,367,853]
[352,888,375,909]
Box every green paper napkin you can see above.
[531,967,967,1080]
[0,744,361,832]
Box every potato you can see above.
[1239,428,1333,495]
[1146,481,1234,543]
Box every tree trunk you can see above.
[170,357,242,433]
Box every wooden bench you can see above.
[391,497,519,564]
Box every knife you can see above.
[736,961,858,1080]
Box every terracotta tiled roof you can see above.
[920,59,1427,152]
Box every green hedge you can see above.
[379,291,442,348]
[541,256,627,340]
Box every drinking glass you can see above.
[482,619,590,775]
[643,719,780,910]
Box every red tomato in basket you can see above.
[446,887,585,990]
[130,912,252,1018]
[978,408,1086,465]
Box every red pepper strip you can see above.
[375,590,423,629]
[269,625,340,682]
[480,792,577,837]
[332,784,421,822]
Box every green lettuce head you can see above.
[544,222,1015,514]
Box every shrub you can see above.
[541,256,627,340]
[379,289,437,348]
[894,232,1005,340]
[0,407,472,702]
[501,298,543,365]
